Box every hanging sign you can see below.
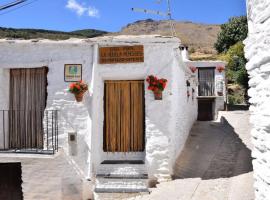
[64,64,82,82]
[99,45,144,64]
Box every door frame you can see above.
[90,69,147,168]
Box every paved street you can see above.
[97,111,255,200]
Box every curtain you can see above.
[9,67,47,149]
[198,68,215,96]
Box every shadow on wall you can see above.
[173,117,253,180]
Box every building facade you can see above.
[183,47,226,121]
[0,35,198,199]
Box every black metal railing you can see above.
[0,110,59,154]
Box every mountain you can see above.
[114,19,221,55]
[0,27,107,40]
[0,19,221,58]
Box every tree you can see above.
[225,42,248,88]
[223,42,249,103]
[215,16,248,53]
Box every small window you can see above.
[198,68,215,96]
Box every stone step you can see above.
[95,177,149,193]
[96,173,148,179]
[97,164,147,176]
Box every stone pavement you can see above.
[96,111,255,200]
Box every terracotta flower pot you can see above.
[217,92,223,96]
[154,91,163,100]
[74,92,84,102]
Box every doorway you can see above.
[103,80,145,153]
[0,163,23,200]
[9,67,48,149]
[198,98,214,121]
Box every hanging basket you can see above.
[154,91,163,100]
[74,92,84,102]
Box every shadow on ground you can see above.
[226,104,249,111]
[173,117,253,180]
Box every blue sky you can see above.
[0,0,247,32]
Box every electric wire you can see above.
[0,0,40,16]
[0,0,26,11]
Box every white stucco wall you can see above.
[0,35,197,196]
[244,1,270,199]
[170,50,198,174]
[0,39,94,179]
[0,69,9,149]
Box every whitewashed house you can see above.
[0,35,199,199]
[182,47,227,120]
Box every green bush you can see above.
[228,93,245,105]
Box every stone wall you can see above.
[244,1,270,199]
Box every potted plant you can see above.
[68,81,88,102]
[216,66,225,73]
[189,66,197,73]
[146,75,168,100]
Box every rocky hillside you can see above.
[115,19,221,55]
[0,19,221,57]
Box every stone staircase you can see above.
[94,160,149,193]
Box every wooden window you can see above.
[103,80,145,152]
[198,68,215,96]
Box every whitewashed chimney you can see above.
[180,46,190,61]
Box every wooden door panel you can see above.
[198,99,214,121]
[0,163,23,200]
[9,67,47,149]
[104,81,145,152]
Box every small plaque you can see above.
[99,45,144,64]
[64,64,82,82]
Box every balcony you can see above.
[0,110,59,155]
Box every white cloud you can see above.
[66,0,99,18]
[88,6,100,18]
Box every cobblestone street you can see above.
[96,111,254,200]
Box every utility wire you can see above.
[0,0,27,11]
[0,0,39,16]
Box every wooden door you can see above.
[0,163,23,200]
[9,67,48,149]
[198,99,214,121]
[104,80,145,152]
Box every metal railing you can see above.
[0,110,59,154]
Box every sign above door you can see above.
[99,45,144,64]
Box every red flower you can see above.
[146,75,168,92]
[216,66,225,73]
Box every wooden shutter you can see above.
[198,68,215,96]
[9,67,48,149]
[104,80,145,152]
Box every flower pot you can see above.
[217,92,223,96]
[74,92,84,102]
[154,91,162,100]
